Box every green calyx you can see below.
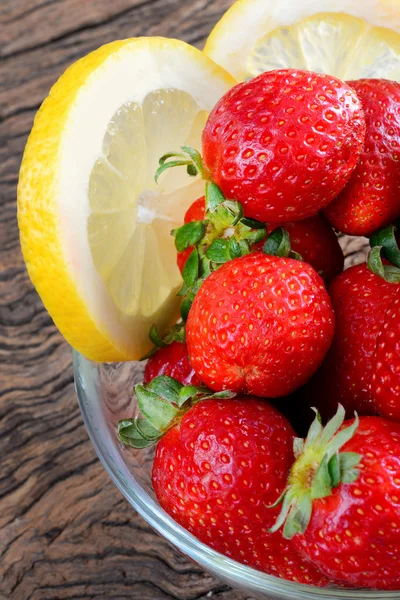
[140,322,186,360]
[270,405,361,540]
[368,224,400,283]
[153,147,304,334]
[117,375,236,449]
[172,179,267,321]
[370,223,400,268]
[263,227,303,260]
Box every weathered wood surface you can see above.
[0,1,255,598]
[0,1,368,598]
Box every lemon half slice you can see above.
[18,38,235,361]
[204,0,400,81]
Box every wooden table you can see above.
[0,1,253,598]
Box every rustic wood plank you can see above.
[0,1,255,599]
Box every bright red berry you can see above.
[186,253,335,397]
[309,263,399,418]
[202,69,365,223]
[144,341,202,387]
[182,195,206,222]
[152,396,328,585]
[277,216,343,285]
[176,196,205,273]
[370,291,400,420]
[254,215,344,285]
[291,415,400,589]
[325,79,400,236]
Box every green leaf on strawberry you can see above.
[270,404,362,540]
[140,322,186,360]
[168,175,267,321]
[367,245,400,284]
[370,223,400,268]
[117,375,236,449]
[172,221,206,252]
[263,227,304,261]
[205,181,226,211]
[206,238,231,263]
[181,249,199,287]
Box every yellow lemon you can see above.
[204,0,400,82]
[18,37,235,361]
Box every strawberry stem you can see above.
[117,376,236,449]
[269,405,361,540]
[154,146,209,183]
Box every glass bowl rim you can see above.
[73,350,398,600]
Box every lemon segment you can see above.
[18,37,235,361]
[204,0,400,81]
[248,14,400,81]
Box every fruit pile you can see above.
[119,67,400,590]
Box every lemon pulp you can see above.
[248,13,400,81]
[204,0,400,82]
[88,89,207,319]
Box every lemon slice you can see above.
[18,38,235,361]
[204,0,400,82]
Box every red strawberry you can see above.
[325,79,400,236]
[201,69,365,223]
[309,262,399,418]
[176,196,205,273]
[254,215,344,285]
[274,216,343,284]
[370,291,400,420]
[186,252,334,397]
[272,407,400,589]
[151,396,328,585]
[144,341,202,387]
[178,197,343,284]
[182,195,206,223]
[118,380,328,584]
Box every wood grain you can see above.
[0,1,255,598]
[0,1,368,598]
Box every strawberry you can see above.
[186,252,335,397]
[308,250,400,419]
[255,215,344,285]
[325,79,400,236]
[176,196,205,273]
[371,293,400,420]
[367,227,400,420]
[178,196,343,284]
[144,341,202,387]
[201,69,365,223]
[182,195,206,222]
[118,381,328,585]
[272,406,400,589]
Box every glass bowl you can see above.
[73,349,397,600]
